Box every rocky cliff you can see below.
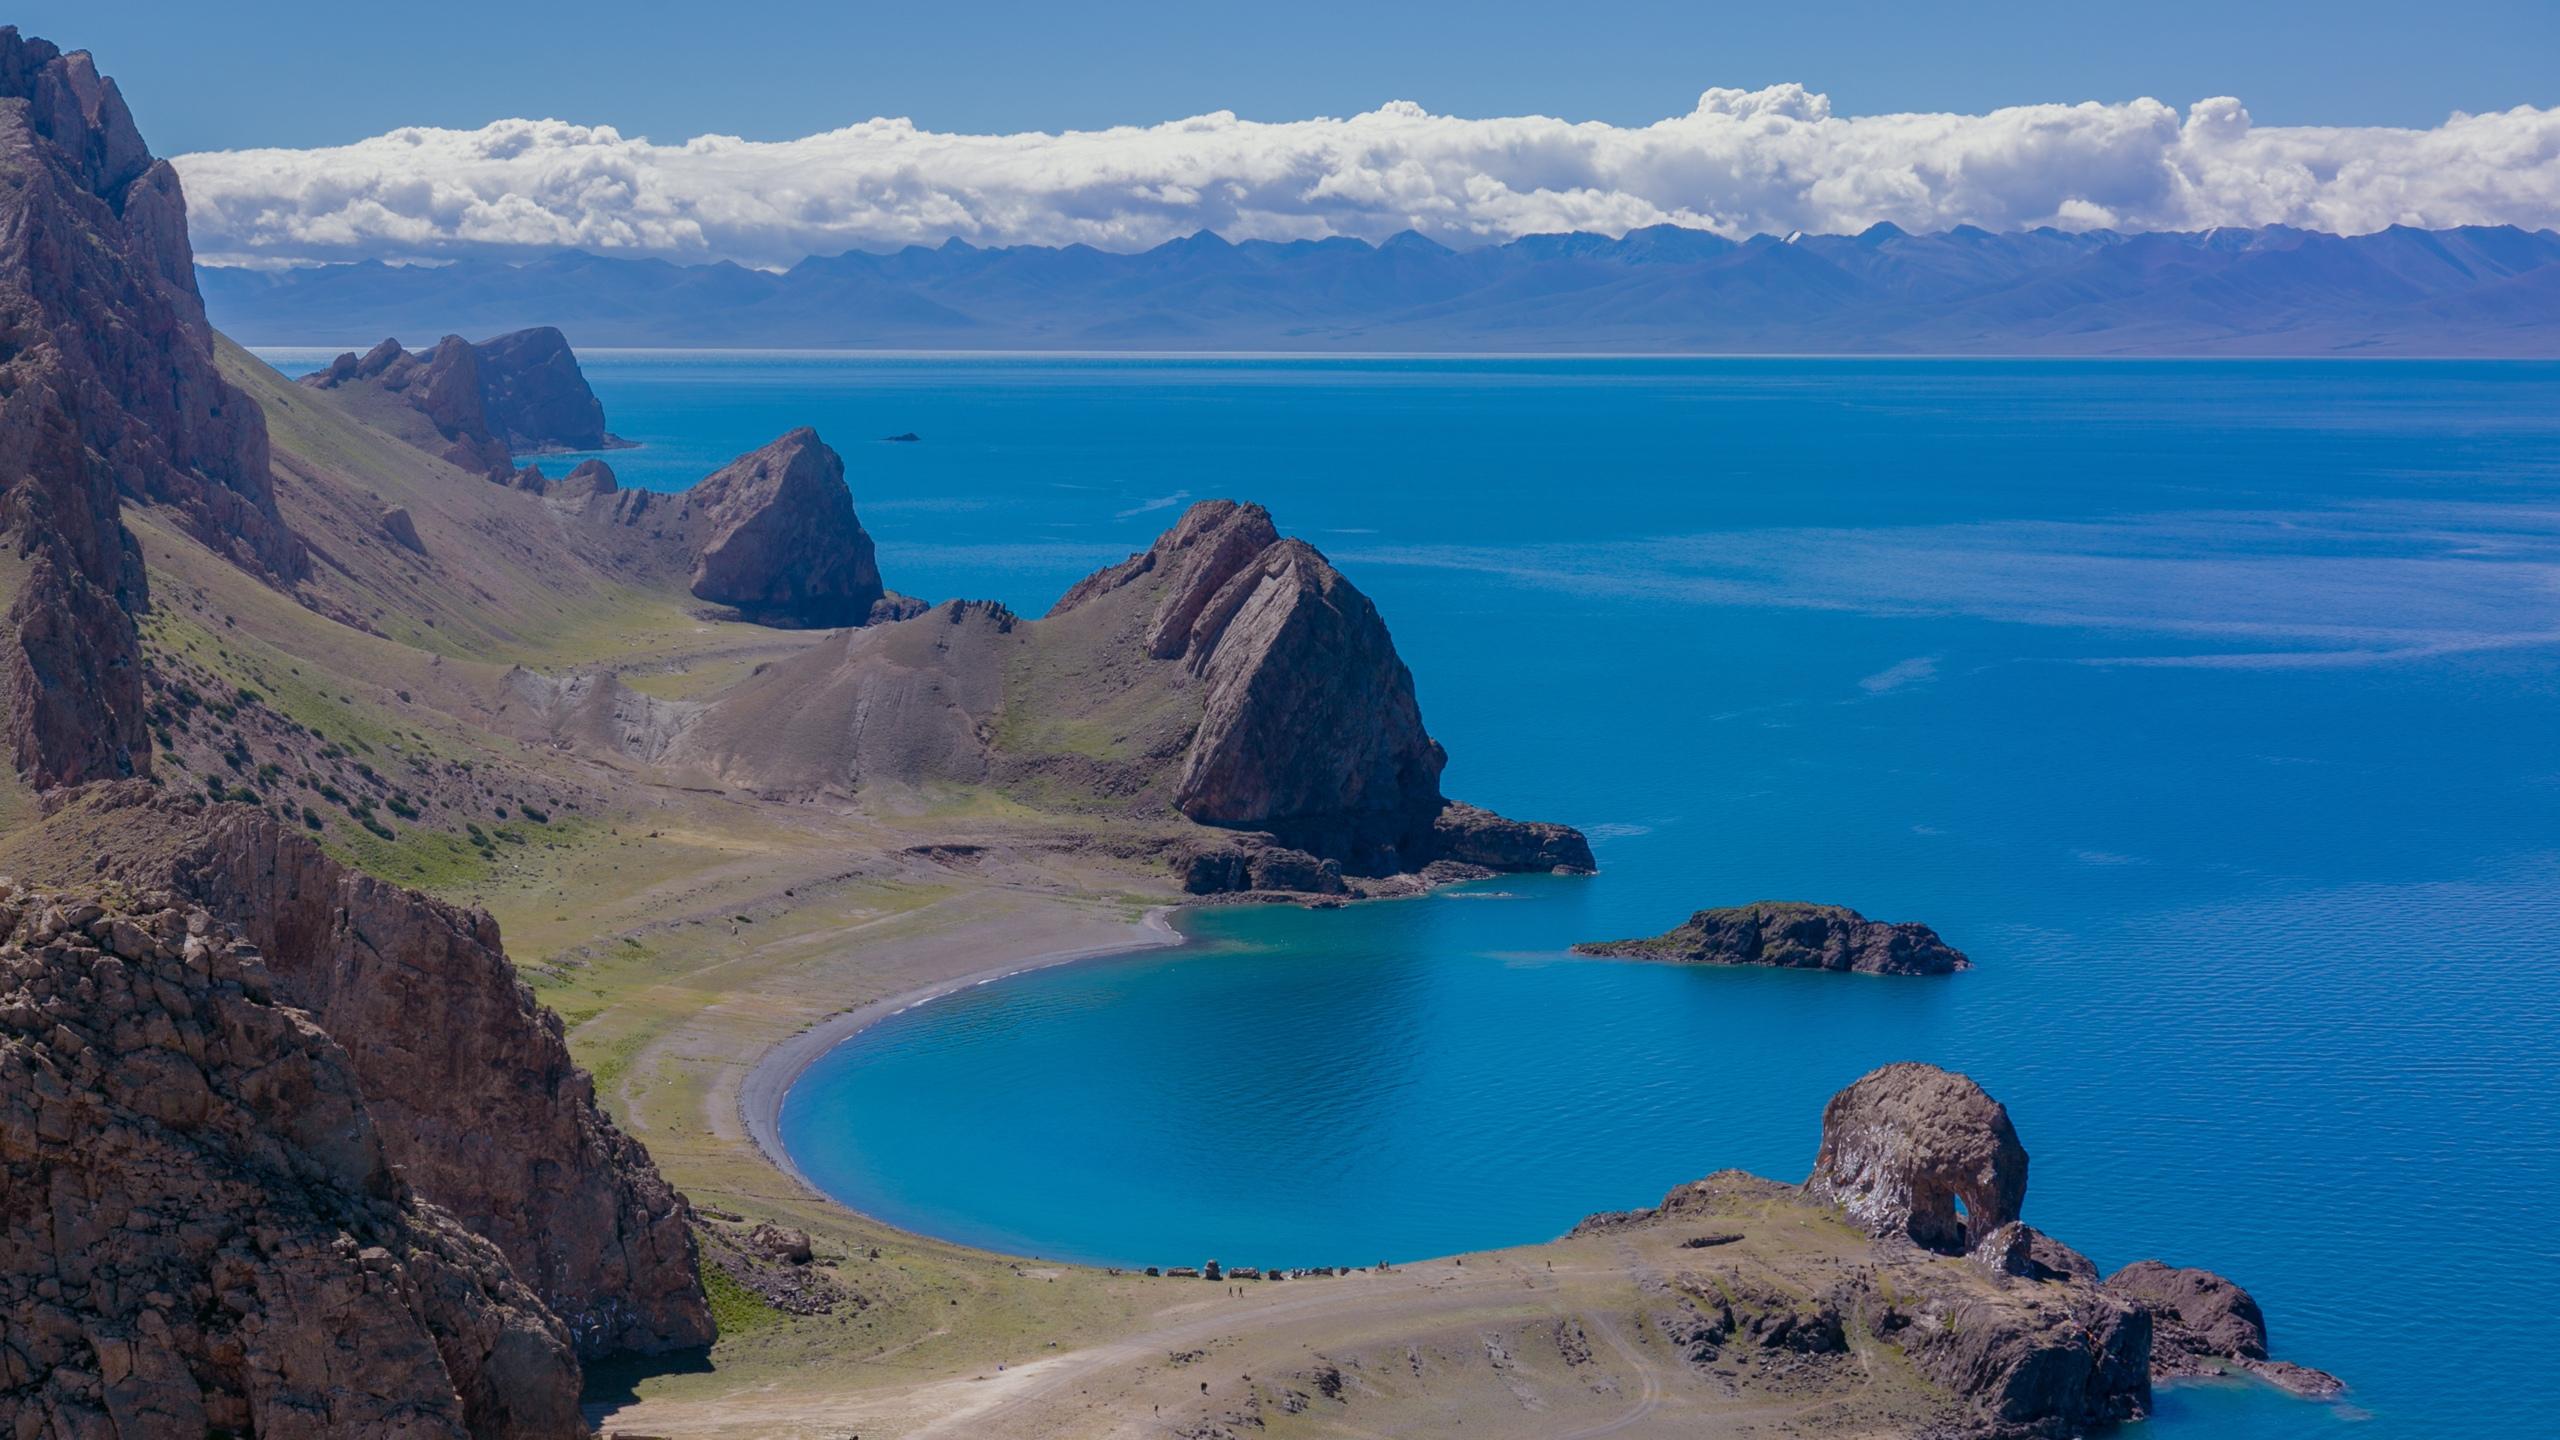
[0,28,301,787]
[584,427,889,627]
[1048,500,1593,882]
[57,792,715,1357]
[0,886,585,1438]
[469,326,621,452]
[1574,901,1971,975]
[302,325,621,479]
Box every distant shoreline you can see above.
[737,904,1186,1194]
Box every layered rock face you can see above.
[303,325,621,478]
[0,28,301,787]
[0,887,584,1439]
[589,427,888,627]
[146,800,714,1357]
[1573,901,1970,975]
[1806,1062,2027,1254]
[1052,501,1593,880]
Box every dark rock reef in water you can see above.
[2104,1260,2345,1399]
[0,27,303,787]
[584,427,888,627]
[62,788,714,1358]
[0,886,586,1439]
[1574,901,1970,975]
[1051,500,1594,885]
[301,325,623,478]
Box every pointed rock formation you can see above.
[585,427,886,627]
[1806,1062,2026,1254]
[0,886,585,1439]
[1573,902,1970,975]
[1051,500,1592,880]
[0,27,302,787]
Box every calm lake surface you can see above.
[265,350,2560,1438]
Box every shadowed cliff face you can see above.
[0,887,586,1439]
[0,27,301,787]
[470,326,617,451]
[65,792,716,1358]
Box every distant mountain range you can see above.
[199,223,2560,355]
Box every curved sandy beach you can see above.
[738,902,1184,1191]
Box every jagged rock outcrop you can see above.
[141,800,714,1358]
[302,326,621,479]
[0,28,302,787]
[1806,1062,2026,1254]
[1051,501,1592,879]
[0,886,584,1438]
[2103,1261,2344,1398]
[585,427,886,627]
[303,335,515,478]
[1573,901,1969,975]
[469,325,621,451]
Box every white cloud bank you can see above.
[173,86,2560,268]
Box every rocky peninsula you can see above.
[1576,901,1971,974]
[0,24,2345,1440]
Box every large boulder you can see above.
[0,886,585,1438]
[0,28,303,788]
[1805,1062,2027,1254]
[1574,901,1968,975]
[683,428,885,625]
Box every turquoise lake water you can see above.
[264,350,2560,1437]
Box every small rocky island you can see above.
[1574,900,1970,975]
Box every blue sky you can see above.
[36,0,2560,153]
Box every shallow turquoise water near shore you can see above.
[266,350,2560,1437]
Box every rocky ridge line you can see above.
[0,28,302,787]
